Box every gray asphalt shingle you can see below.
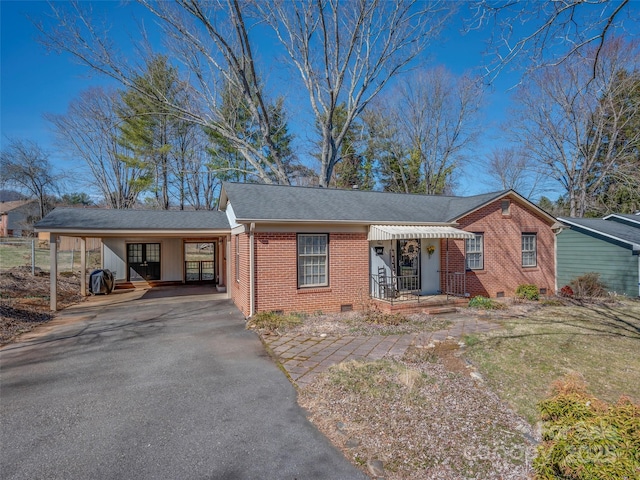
[35,208,230,231]
[222,183,509,223]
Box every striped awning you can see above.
[368,225,475,241]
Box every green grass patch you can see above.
[462,333,481,347]
[468,295,506,309]
[463,299,640,424]
[246,311,303,332]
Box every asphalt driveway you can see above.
[0,287,367,480]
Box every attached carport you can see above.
[34,208,232,311]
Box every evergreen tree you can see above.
[118,55,188,209]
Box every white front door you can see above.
[421,241,440,294]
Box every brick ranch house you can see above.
[36,183,557,315]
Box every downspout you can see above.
[249,222,255,317]
[554,230,558,294]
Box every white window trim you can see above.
[297,233,329,288]
[466,233,484,270]
[522,233,537,267]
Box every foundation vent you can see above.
[340,304,353,312]
[496,291,505,298]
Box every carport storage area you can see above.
[34,208,232,310]
[0,291,367,480]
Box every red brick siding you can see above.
[253,232,369,314]
[230,232,251,316]
[439,197,555,298]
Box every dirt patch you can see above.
[0,267,84,345]
[281,310,452,337]
[299,352,536,479]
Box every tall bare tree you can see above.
[396,68,482,194]
[259,0,451,187]
[0,139,61,219]
[511,38,640,217]
[46,87,149,209]
[359,68,482,194]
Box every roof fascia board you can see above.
[603,214,640,226]
[251,223,368,233]
[35,228,230,237]
[559,218,640,253]
[232,218,457,226]
[218,187,229,211]
[452,190,556,225]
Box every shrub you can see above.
[570,272,608,299]
[515,284,539,301]
[362,310,409,326]
[360,298,409,325]
[246,311,303,333]
[468,295,506,310]
[559,285,574,297]
[533,375,640,479]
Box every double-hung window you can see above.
[522,233,537,267]
[465,234,484,270]
[297,234,328,287]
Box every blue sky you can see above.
[1,1,635,199]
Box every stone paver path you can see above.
[263,314,501,388]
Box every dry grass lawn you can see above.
[463,298,640,423]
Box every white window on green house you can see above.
[465,234,483,270]
[297,234,328,287]
[522,233,537,267]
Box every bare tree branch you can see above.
[468,0,637,84]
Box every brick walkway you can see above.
[263,314,501,388]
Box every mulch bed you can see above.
[0,267,84,345]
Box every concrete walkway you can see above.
[263,314,501,388]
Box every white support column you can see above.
[80,237,87,297]
[50,233,58,311]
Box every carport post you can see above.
[80,237,87,296]
[50,233,58,311]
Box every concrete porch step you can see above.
[422,306,458,315]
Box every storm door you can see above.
[397,239,421,291]
[184,242,215,283]
[127,243,161,281]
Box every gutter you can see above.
[249,222,255,317]
[232,218,457,226]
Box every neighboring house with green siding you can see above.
[556,214,640,297]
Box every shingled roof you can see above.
[558,217,640,251]
[220,183,516,224]
[35,208,230,232]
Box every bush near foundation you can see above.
[516,284,539,301]
[468,295,506,310]
[570,273,608,299]
[534,375,640,480]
